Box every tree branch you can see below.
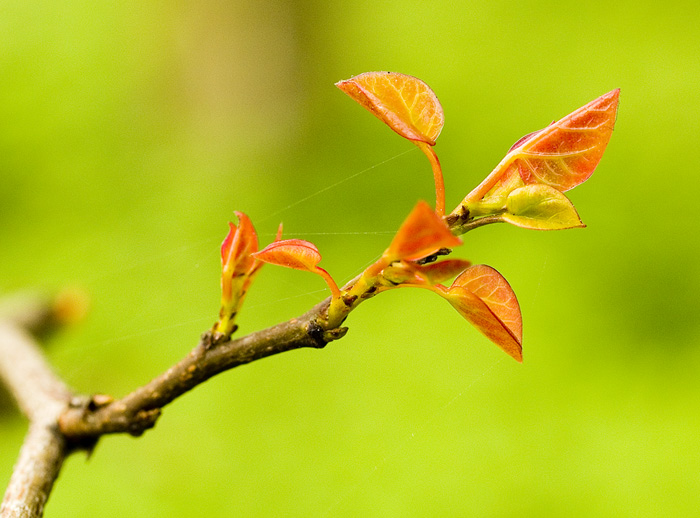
[59,298,347,439]
[0,211,486,514]
[0,321,74,518]
[1,291,348,516]
[1,417,68,518]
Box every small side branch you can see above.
[450,215,504,235]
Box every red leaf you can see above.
[446,265,522,362]
[275,222,284,242]
[507,121,555,152]
[466,89,620,202]
[221,222,237,262]
[517,89,620,190]
[386,201,462,262]
[221,212,259,275]
[253,239,341,299]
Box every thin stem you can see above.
[416,141,445,217]
[315,267,342,300]
[453,215,504,235]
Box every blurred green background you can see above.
[2,0,699,516]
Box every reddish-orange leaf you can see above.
[336,72,444,145]
[275,222,284,242]
[221,222,237,262]
[253,239,341,299]
[446,265,522,362]
[386,201,462,262]
[252,239,322,272]
[221,212,259,275]
[507,121,555,153]
[466,89,620,203]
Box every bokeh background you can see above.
[2,1,699,516]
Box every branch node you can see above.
[87,394,114,411]
[445,204,470,229]
[306,321,327,348]
[128,408,162,437]
[200,329,237,351]
[414,247,452,265]
[323,327,348,342]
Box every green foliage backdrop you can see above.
[2,1,699,516]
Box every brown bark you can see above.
[0,294,347,517]
[58,298,346,439]
[0,322,73,518]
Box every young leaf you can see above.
[275,222,284,241]
[335,71,444,145]
[337,72,448,214]
[221,222,236,261]
[445,265,522,362]
[253,239,341,298]
[386,201,462,262]
[221,211,259,276]
[253,239,323,272]
[466,89,620,203]
[216,212,262,337]
[506,121,555,153]
[502,184,585,230]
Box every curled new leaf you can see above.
[216,212,261,337]
[502,184,585,230]
[221,211,259,277]
[466,89,620,203]
[253,239,341,299]
[445,265,522,362]
[336,71,444,145]
[386,200,462,263]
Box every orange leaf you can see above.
[506,121,555,153]
[275,222,284,241]
[386,201,462,262]
[336,71,444,145]
[466,89,620,203]
[446,265,522,362]
[217,212,261,337]
[253,239,341,299]
[221,212,259,276]
[253,239,322,272]
[221,221,237,262]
